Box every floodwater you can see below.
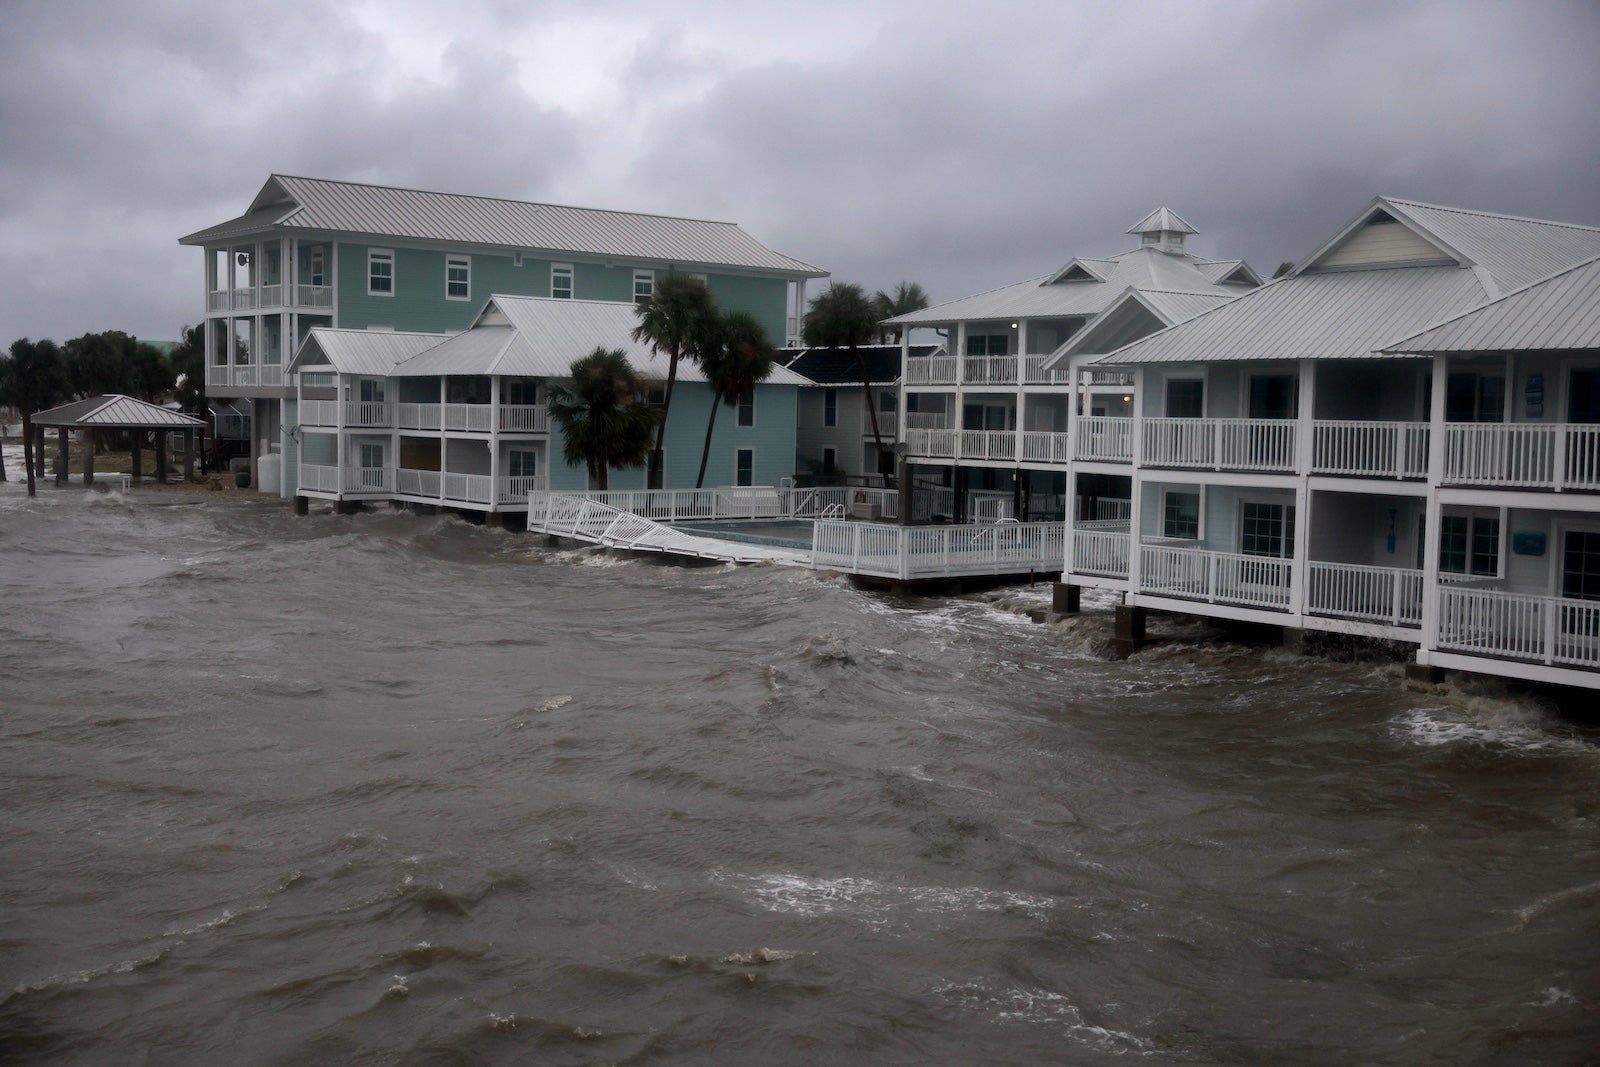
[1,475,1598,1064]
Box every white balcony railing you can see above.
[1443,423,1600,490]
[1071,529,1130,578]
[497,475,549,504]
[1439,587,1600,669]
[443,472,493,503]
[1022,355,1073,384]
[258,283,283,308]
[207,365,229,387]
[812,520,1065,580]
[905,357,958,385]
[344,400,392,427]
[1085,369,1134,387]
[397,403,441,430]
[1306,562,1424,627]
[343,466,391,493]
[962,356,1018,386]
[1140,544,1294,610]
[1143,417,1297,472]
[444,403,494,432]
[295,284,335,308]
[960,429,1017,461]
[1020,431,1072,464]
[230,288,256,310]
[299,463,340,493]
[1312,421,1429,479]
[1075,416,1133,462]
[298,399,339,426]
[207,291,229,313]
[500,404,549,432]
[396,468,441,497]
[906,428,958,457]
[904,412,951,430]
[870,411,898,438]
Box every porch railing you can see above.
[1022,355,1073,384]
[1071,528,1130,578]
[961,355,1018,385]
[298,399,339,426]
[396,468,441,497]
[397,403,442,430]
[1312,420,1429,479]
[1143,417,1297,472]
[1140,544,1294,610]
[443,403,494,432]
[1306,562,1424,627]
[811,520,1065,580]
[1443,423,1600,490]
[872,411,898,438]
[1020,431,1072,464]
[904,412,951,430]
[205,364,285,388]
[299,463,340,493]
[497,475,549,504]
[344,400,391,427]
[258,283,283,308]
[343,465,391,493]
[230,288,256,310]
[443,472,493,504]
[1075,416,1133,462]
[906,428,958,458]
[500,404,549,432]
[960,429,1016,461]
[1438,587,1600,669]
[295,284,335,308]
[905,357,958,385]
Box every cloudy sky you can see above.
[3,0,1598,342]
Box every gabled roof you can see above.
[31,395,205,428]
[886,245,1257,326]
[181,174,827,276]
[780,343,937,385]
[1382,254,1600,355]
[1044,258,1111,285]
[390,295,811,384]
[1127,206,1197,235]
[1194,259,1263,287]
[1049,286,1241,363]
[288,328,448,375]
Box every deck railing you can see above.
[397,403,442,430]
[1438,587,1600,669]
[207,291,230,313]
[872,411,898,438]
[205,364,284,388]
[961,356,1018,386]
[500,404,549,432]
[1085,369,1134,387]
[1143,417,1297,472]
[344,400,391,427]
[960,429,1017,461]
[1140,544,1294,610]
[299,399,340,426]
[443,472,493,504]
[299,463,340,493]
[905,357,958,385]
[443,403,495,432]
[1071,528,1130,578]
[230,288,256,310]
[969,490,1014,523]
[1306,562,1424,626]
[497,475,549,504]
[258,283,283,308]
[1075,416,1133,462]
[1443,423,1600,490]
[343,465,391,493]
[294,284,334,308]
[1020,431,1073,464]
[1022,355,1073,384]
[1312,421,1429,479]
[906,428,958,458]
[811,520,1065,580]
[396,468,442,497]
[904,412,951,430]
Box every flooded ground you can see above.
[1,473,1597,1064]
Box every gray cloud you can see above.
[2,0,1597,342]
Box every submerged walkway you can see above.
[526,491,810,565]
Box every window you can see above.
[965,333,1008,356]
[308,248,325,287]
[367,249,394,296]
[1445,372,1505,422]
[551,264,573,299]
[1248,375,1296,419]
[688,272,708,285]
[1439,514,1499,576]
[823,388,838,427]
[446,255,470,301]
[646,387,666,408]
[1563,530,1600,601]
[735,447,754,486]
[358,379,385,403]
[633,270,655,303]
[1165,378,1204,418]
[822,447,837,472]
[1240,501,1295,558]
[508,449,540,479]
[359,443,383,470]
[506,380,539,406]
[737,388,754,427]
[1163,490,1200,540]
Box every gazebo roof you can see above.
[31,395,206,429]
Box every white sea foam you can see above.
[933,978,1152,1051]
[1534,986,1577,1007]
[1392,703,1591,754]
[717,871,1056,926]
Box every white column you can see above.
[1290,485,1311,616]
[1127,366,1146,594]
[438,375,447,501]
[489,375,501,509]
[1419,355,1449,659]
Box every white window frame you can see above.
[358,442,384,469]
[445,254,471,301]
[633,270,655,303]
[1161,487,1205,541]
[734,447,755,487]
[308,247,326,287]
[823,388,838,427]
[367,248,395,297]
[551,263,574,299]
[1236,494,1296,559]
[737,387,755,427]
[1163,372,1206,418]
[508,448,540,479]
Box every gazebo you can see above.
[26,395,207,493]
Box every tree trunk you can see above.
[855,344,888,482]
[651,345,680,488]
[22,414,35,497]
[696,392,722,489]
[0,428,7,482]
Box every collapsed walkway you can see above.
[526,491,810,565]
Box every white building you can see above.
[1057,197,1600,689]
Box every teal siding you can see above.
[545,381,798,489]
[705,273,788,345]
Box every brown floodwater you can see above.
[1,475,1597,1064]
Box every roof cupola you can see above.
[1127,206,1198,253]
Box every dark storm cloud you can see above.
[2,0,1597,340]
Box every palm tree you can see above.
[631,274,717,488]
[803,282,890,478]
[695,310,775,489]
[546,347,660,491]
[872,281,930,343]
[1,338,69,497]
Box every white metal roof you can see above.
[886,246,1255,326]
[31,394,205,428]
[1092,266,1491,365]
[1126,206,1197,235]
[391,295,812,384]
[1049,287,1240,362]
[289,328,449,375]
[1382,254,1600,355]
[181,175,827,277]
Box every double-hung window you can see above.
[358,443,384,470]
[1240,501,1295,558]
[446,255,470,301]
[735,447,754,486]
[823,388,838,427]
[508,449,539,479]
[367,249,394,296]
[1163,490,1201,540]
[737,388,755,427]
[308,248,325,287]
[965,333,1008,356]
[1165,378,1204,418]
[633,270,655,303]
[551,264,574,299]
[1439,514,1500,576]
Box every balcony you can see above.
[1020,431,1072,464]
[1143,417,1297,472]
[1312,421,1429,479]
[205,284,334,314]
[870,411,897,438]
[207,364,285,389]
[1439,587,1600,669]
[905,357,958,385]
[1022,355,1074,385]
[1306,562,1424,627]
[812,520,1065,580]
[905,428,958,458]
[1140,543,1294,610]
[297,400,391,427]
[1443,423,1600,490]
[959,429,1016,461]
[1070,527,1131,578]
[1075,416,1133,462]
[961,356,1018,386]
